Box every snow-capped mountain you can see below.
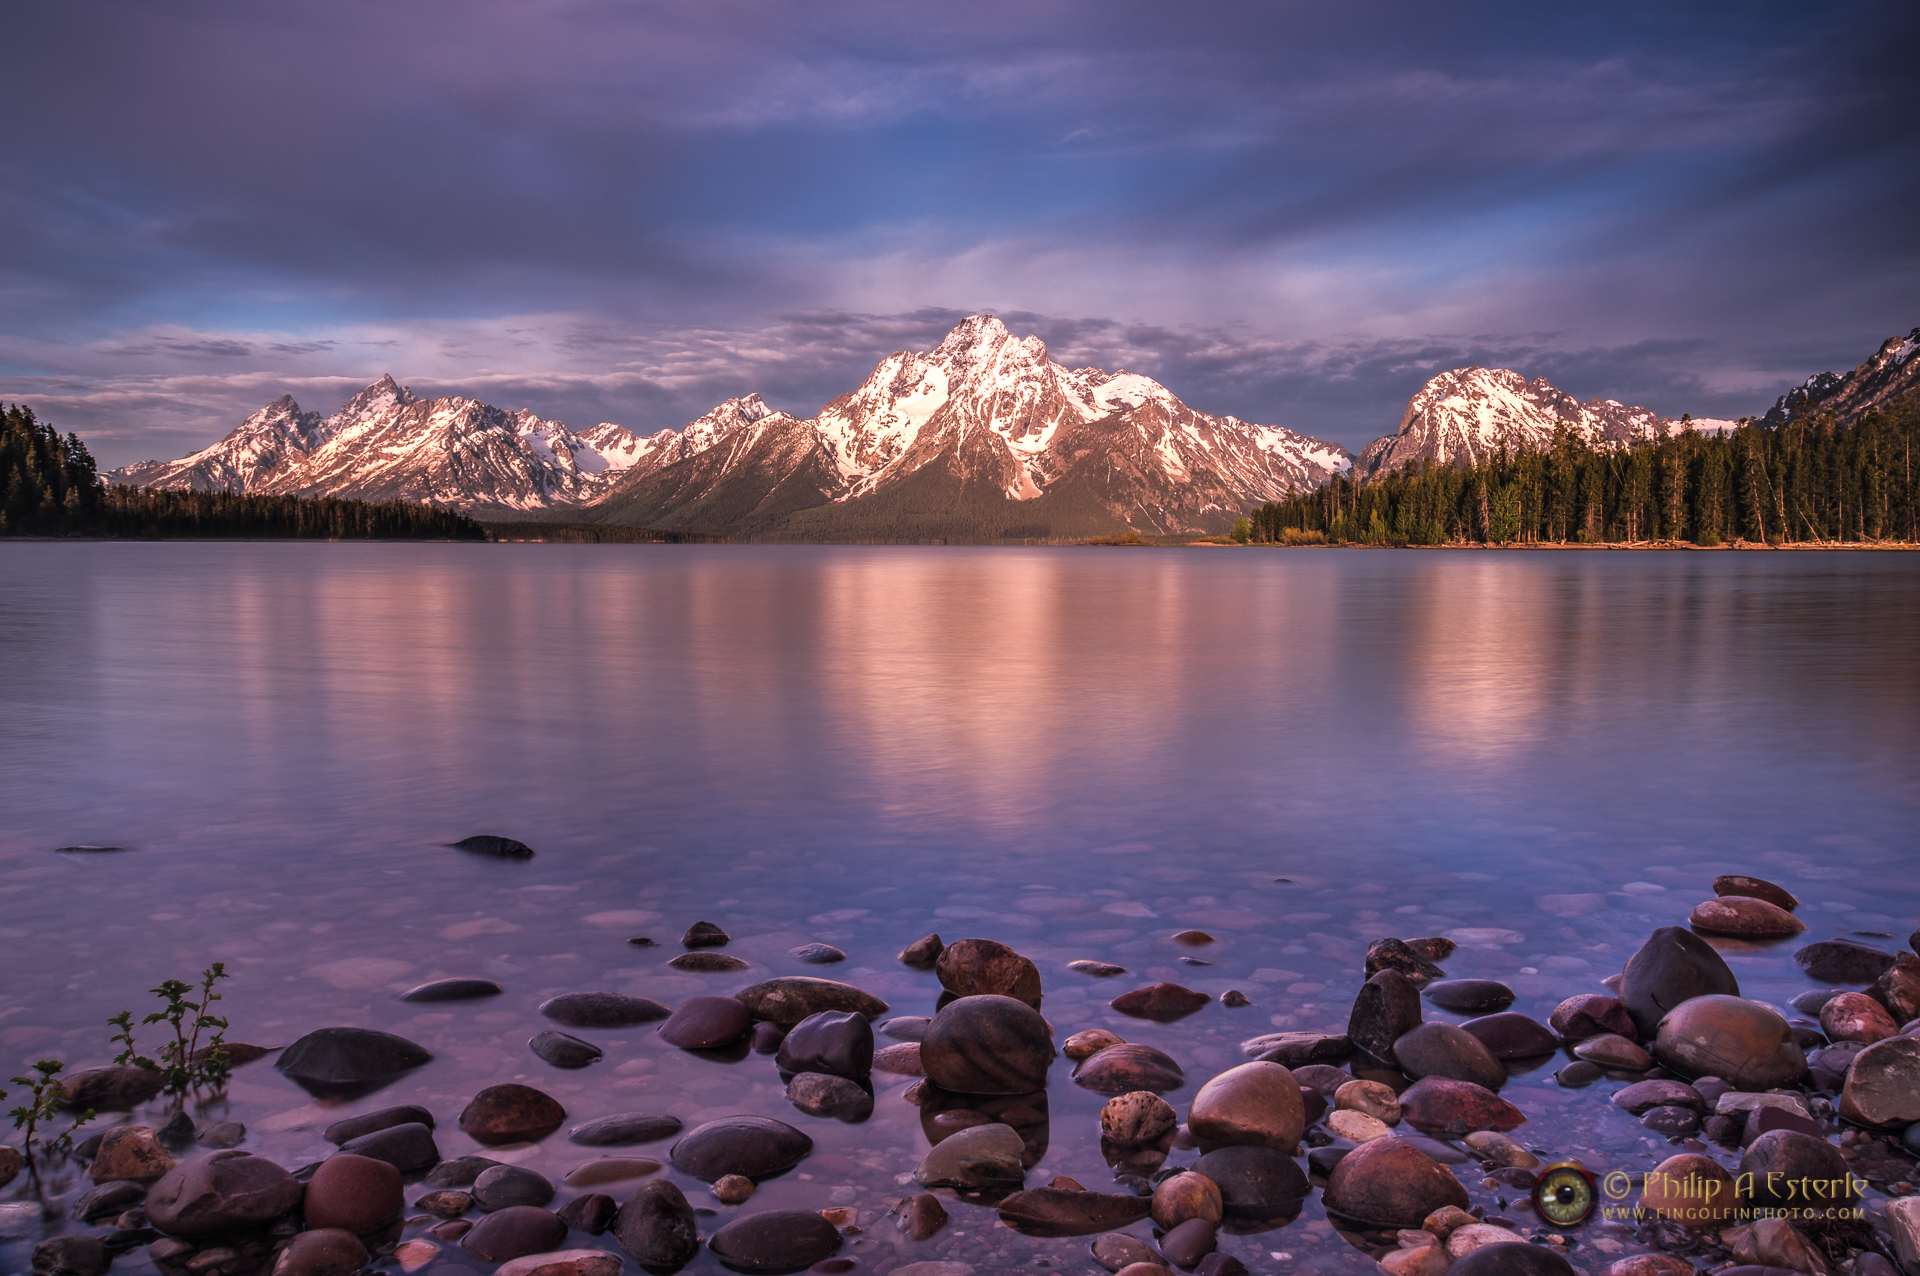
[594,315,1351,538]
[1354,367,1675,479]
[109,375,646,512]
[1762,328,1920,426]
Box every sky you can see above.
[3,0,1916,467]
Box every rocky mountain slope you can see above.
[1762,328,1920,426]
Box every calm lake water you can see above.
[1,544,1917,1274]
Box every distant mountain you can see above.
[1355,367,1673,479]
[1762,328,1920,426]
[109,375,647,513]
[592,315,1352,539]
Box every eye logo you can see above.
[1533,1162,1598,1227]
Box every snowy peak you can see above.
[1763,326,1920,427]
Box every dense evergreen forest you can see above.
[1249,396,1920,547]
[2,403,484,540]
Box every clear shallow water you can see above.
[1,543,1917,1274]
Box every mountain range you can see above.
[109,318,1916,539]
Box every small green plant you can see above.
[111,963,233,1094]
[9,1059,90,1171]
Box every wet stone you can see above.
[1714,874,1800,911]
[338,1121,440,1172]
[1073,1042,1185,1095]
[1839,1036,1920,1127]
[89,1125,173,1184]
[399,978,502,1002]
[791,943,845,963]
[451,834,534,858]
[473,1164,555,1210]
[670,1115,812,1181]
[658,995,752,1050]
[787,1072,874,1121]
[1457,1012,1557,1060]
[30,1235,111,1276]
[324,1104,435,1146]
[1187,1060,1306,1153]
[1795,940,1898,984]
[1172,929,1214,946]
[1368,938,1447,982]
[1324,1137,1470,1228]
[1652,995,1806,1090]
[1642,1105,1701,1135]
[1790,989,1846,1015]
[1639,1152,1739,1228]
[1111,982,1210,1021]
[873,1042,923,1074]
[751,1020,787,1053]
[305,1153,404,1233]
[1192,1145,1310,1218]
[682,920,729,947]
[1241,1031,1352,1067]
[1820,992,1898,1043]
[266,1228,365,1276]
[1740,1129,1856,1210]
[921,995,1055,1094]
[937,937,1044,1005]
[459,1083,567,1145]
[1350,969,1424,1063]
[915,1121,1025,1190]
[707,1210,842,1273]
[1449,1242,1577,1276]
[1549,994,1637,1042]
[144,1150,301,1239]
[997,1186,1155,1237]
[1068,960,1127,977]
[1689,896,1806,939]
[900,933,944,969]
[882,1015,932,1041]
[1423,980,1514,1013]
[528,1029,602,1069]
[1101,1091,1177,1145]
[424,1155,504,1187]
[197,1122,245,1149]
[894,1192,948,1241]
[1622,926,1741,1038]
[1613,1079,1706,1114]
[668,951,749,972]
[1092,1231,1160,1271]
[1399,1077,1526,1133]
[1159,1217,1217,1267]
[495,1251,624,1276]
[776,1009,875,1080]
[460,1206,569,1264]
[734,976,889,1026]
[1222,990,1251,1007]
[1394,1022,1506,1088]
[1573,1033,1654,1071]
[414,1190,473,1218]
[53,1065,165,1111]
[538,992,669,1028]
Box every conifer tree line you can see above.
[3,403,484,540]
[1248,395,1920,547]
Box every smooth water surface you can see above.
[1,543,1916,1273]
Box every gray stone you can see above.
[1794,941,1897,985]
[657,995,752,1049]
[707,1210,842,1272]
[144,1150,301,1239]
[451,834,534,857]
[538,992,669,1027]
[324,1104,434,1145]
[1192,1145,1311,1218]
[459,1084,567,1144]
[555,1192,615,1235]
[567,1112,682,1146]
[669,1115,812,1181]
[791,943,845,963]
[275,1027,433,1087]
[338,1121,440,1171]
[399,978,502,1002]
[1458,1013,1558,1060]
[424,1154,503,1186]
[474,1164,556,1210]
[1160,1217,1217,1267]
[529,1030,603,1068]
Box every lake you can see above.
[2,543,1917,1274]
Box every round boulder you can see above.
[669,1115,813,1181]
[459,1206,569,1263]
[707,1209,842,1272]
[1839,1036,1920,1127]
[1739,1130,1856,1211]
[1621,926,1740,1038]
[1459,1012,1559,1060]
[1191,1145,1311,1219]
[611,1179,698,1268]
[275,1027,432,1087]
[1690,897,1805,939]
[1186,1061,1305,1153]
[473,1164,556,1210]
[1392,1023,1506,1089]
[921,995,1056,1095]
[936,938,1043,1005]
[1549,995,1636,1042]
[1151,1170,1223,1230]
[1820,993,1898,1044]
[1652,996,1806,1090]
[144,1150,301,1239]
[1639,1152,1739,1228]
[304,1153,403,1233]
[538,992,669,1028]
[460,1084,568,1145]
[775,1010,874,1080]
[1072,1042,1184,1095]
[1322,1137,1469,1228]
[272,1229,367,1276]
[657,995,752,1050]
[732,977,889,1026]
[1450,1242,1578,1276]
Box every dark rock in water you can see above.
[937,937,1044,1005]
[276,1027,433,1088]
[143,1150,301,1238]
[57,1065,164,1111]
[1574,1032,1654,1071]
[414,1189,474,1217]
[539,991,670,1027]
[1322,1137,1469,1227]
[1196,1254,1251,1276]
[1613,1080,1706,1115]
[1690,896,1805,939]
[893,1192,948,1241]
[1072,1042,1184,1094]
[1161,1217,1218,1267]
[659,995,753,1050]
[339,1121,440,1172]
[325,1104,435,1145]
[154,1109,196,1151]
[882,1015,932,1041]
[197,1121,245,1149]
[776,1010,875,1080]
[199,1041,273,1070]
[302,1153,403,1233]
[1643,1105,1701,1135]
[451,835,534,858]
[1222,990,1251,1007]
[1192,1145,1311,1218]
[734,977,889,1026]
[1393,1022,1506,1088]
[995,1187,1152,1236]
[613,1179,698,1266]
[400,977,502,1002]
[1795,940,1897,985]
[786,1072,874,1121]
[1172,929,1215,946]
[1556,1061,1603,1087]
[1714,874,1800,912]
[671,1115,812,1181]
[530,1030,603,1068]
[1111,982,1209,1021]
[1739,1130,1855,1210]
[459,1205,568,1263]
[1307,1146,1348,1182]
[627,936,656,947]
[1068,960,1127,977]
[1407,937,1456,962]
[1399,1077,1525,1133]
[30,1236,109,1276]
[1652,995,1806,1089]
[900,933,944,968]
[556,1191,615,1234]
[1367,937,1447,982]
[424,1154,503,1186]
[1748,1105,1824,1142]
[915,1122,1026,1189]
[1622,926,1740,1038]
[269,1229,366,1276]
[1790,988,1846,1015]
[791,943,845,964]
[750,1021,787,1053]
[1449,1241,1578,1276]
[1241,1031,1351,1066]
[1839,1036,1920,1127]
[472,1164,555,1210]
[54,844,127,853]
[1188,1061,1306,1153]
[1423,979,1514,1013]
[683,920,729,948]
[1873,951,1920,1023]
[922,995,1057,1094]
[71,1180,146,1222]
[707,1209,842,1273]
[1459,1012,1558,1060]
[1349,969,1423,1063]
[459,1084,567,1144]
[1549,994,1637,1042]
[669,951,750,972]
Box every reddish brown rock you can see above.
[304,1153,403,1233]
[1151,1170,1223,1230]
[1349,969,1423,1063]
[1101,1091,1177,1146]
[1111,983,1210,1021]
[460,1084,567,1145]
[656,995,752,1050]
[1639,1152,1738,1228]
[1690,897,1805,939]
[1322,1137,1469,1228]
[1873,952,1920,1023]
[899,933,943,969]
[144,1151,301,1239]
[873,1042,923,1075]
[936,938,1043,1005]
[1458,1013,1558,1060]
[1820,992,1898,1044]
[921,995,1056,1095]
[87,1126,173,1184]
[273,1229,367,1276]
[1652,995,1806,1090]
[1713,874,1800,911]
[1064,1029,1125,1061]
[706,1209,842,1272]
[732,977,889,1026]
[1622,926,1740,1038]
[1549,994,1636,1042]
[1838,1036,1920,1127]
[994,1186,1151,1237]
[1398,1077,1525,1134]
[1072,1042,1184,1094]
[460,1206,569,1264]
[1572,1033,1653,1071]
[1186,1061,1305,1153]
[1738,1129,1857,1211]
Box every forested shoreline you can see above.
[1249,395,1920,548]
[3,404,484,540]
